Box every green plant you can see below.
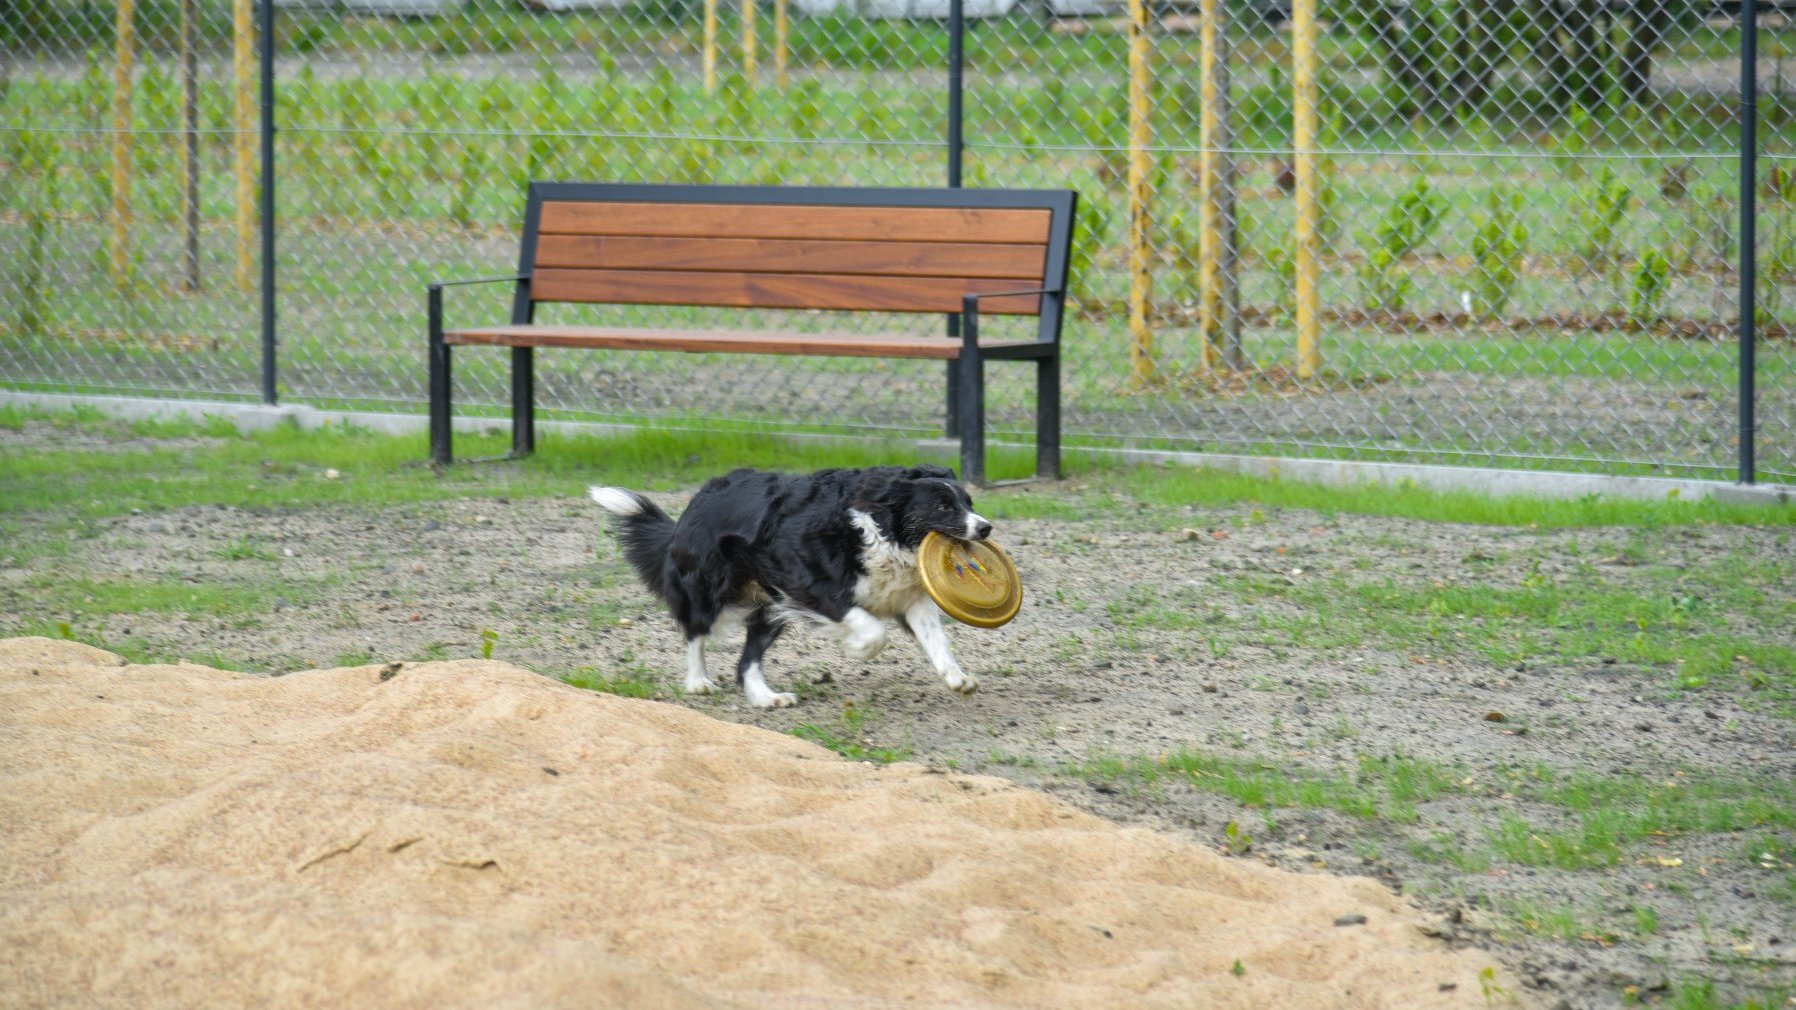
[1359,176,1443,315]
[1629,248,1671,325]
[479,629,498,659]
[16,129,54,338]
[1577,164,1632,274]
[1470,187,1527,319]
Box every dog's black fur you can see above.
[590,465,991,706]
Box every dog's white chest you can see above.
[848,510,925,619]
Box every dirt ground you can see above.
[2,432,1793,1007]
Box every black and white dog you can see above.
[589,465,992,708]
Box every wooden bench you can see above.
[426,183,1077,484]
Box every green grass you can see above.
[792,702,912,764]
[562,664,660,699]
[3,404,1789,530]
[1068,749,1463,822]
[1069,742,1796,872]
[1208,556,1796,711]
[1660,978,1795,1010]
[1120,464,1796,529]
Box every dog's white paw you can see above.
[945,670,980,696]
[683,677,721,696]
[746,688,798,708]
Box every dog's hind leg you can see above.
[682,635,721,696]
[736,609,795,708]
[837,607,889,661]
[901,600,978,696]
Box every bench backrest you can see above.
[513,183,1077,339]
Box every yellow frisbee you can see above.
[918,531,1023,629]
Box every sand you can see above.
[0,637,1510,1009]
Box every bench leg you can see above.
[943,360,960,439]
[428,287,453,466]
[1036,354,1061,481]
[510,346,535,458]
[955,347,985,487]
[943,312,962,438]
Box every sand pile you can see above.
[0,637,1506,1009]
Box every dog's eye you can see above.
[936,503,952,512]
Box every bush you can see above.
[1470,187,1526,319]
[1359,175,1442,315]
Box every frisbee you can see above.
[917,531,1023,629]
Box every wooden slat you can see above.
[442,325,1041,360]
[531,268,1046,315]
[538,201,1052,246]
[532,234,1047,280]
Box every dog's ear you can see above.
[904,464,956,481]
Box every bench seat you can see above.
[442,324,1056,361]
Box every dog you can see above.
[589,464,992,708]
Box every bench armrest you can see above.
[427,274,528,293]
[963,286,1061,306]
[959,287,1063,349]
[428,275,529,345]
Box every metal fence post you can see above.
[259,0,278,405]
[944,0,964,440]
[1740,0,1759,486]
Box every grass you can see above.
[3,404,1790,530]
[1068,741,1796,872]
[1067,748,1463,822]
[792,702,912,764]
[562,664,659,699]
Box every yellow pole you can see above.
[109,0,138,288]
[775,0,788,90]
[703,0,718,94]
[742,0,757,86]
[1126,0,1155,386]
[1197,0,1223,371]
[234,0,255,290]
[1292,0,1322,379]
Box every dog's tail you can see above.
[589,486,674,599]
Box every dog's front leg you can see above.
[902,600,977,696]
[683,635,720,695]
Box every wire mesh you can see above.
[1,1,1790,481]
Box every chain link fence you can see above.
[2,0,1791,481]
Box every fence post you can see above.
[108,0,136,288]
[1126,0,1155,386]
[704,0,718,94]
[234,0,255,291]
[1198,0,1241,372]
[259,0,277,405]
[742,0,757,86]
[1739,0,1758,485]
[775,0,788,89]
[1292,0,1322,380]
[944,0,965,439]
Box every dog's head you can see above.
[862,465,992,550]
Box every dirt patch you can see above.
[2,472,1793,1008]
[1,637,1502,1009]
